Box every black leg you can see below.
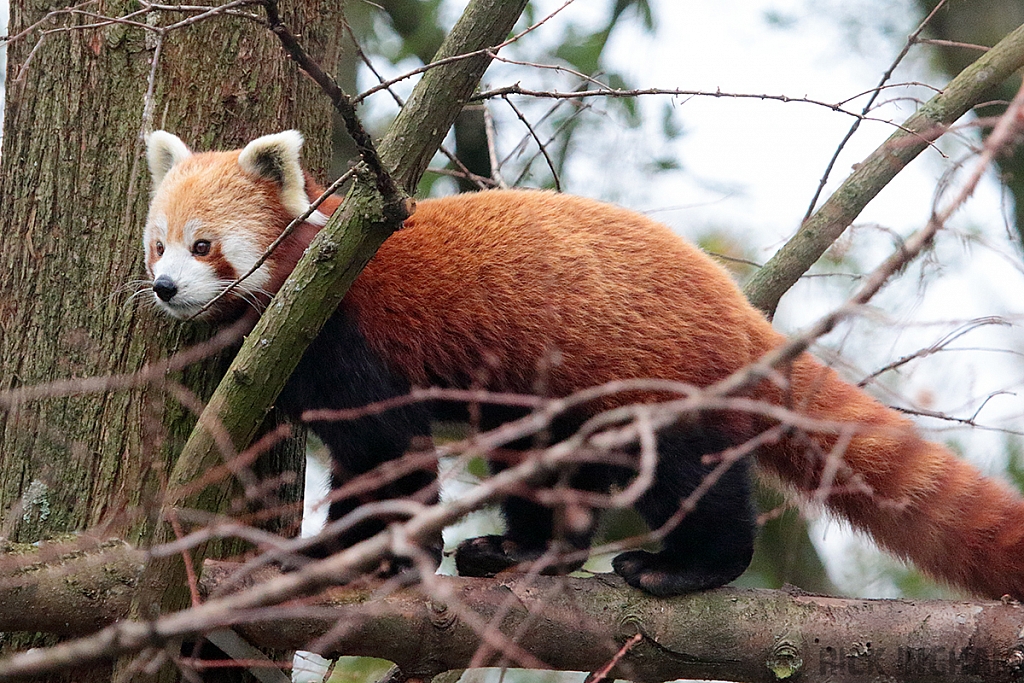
[313,416,437,559]
[455,406,596,577]
[278,310,440,568]
[613,421,756,595]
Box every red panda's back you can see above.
[343,190,775,404]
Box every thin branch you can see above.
[475,83,927,133]
[482,104,509,188]
[343,22,491,191]
[743,19,1024,317]
[501,94,562,191]
[800,0,951,222]
[351,0,580,106]
[261,0,403,211]
[858,316,1012,387]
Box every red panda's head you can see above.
[143,130,324,322]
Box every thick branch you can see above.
[376,1,529,193]
[210,572,1024,683]
[742,20,1024,317]
[168,0,528,515]
[4,550,1024,683]
[0,542,144,636]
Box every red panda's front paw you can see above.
[454,535,530,577]
[455,535,587,577]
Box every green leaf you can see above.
[554,26,610,75]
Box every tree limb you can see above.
[207,570,1024,683]
[4,550,1024,683]
[166,0,528,522]
[742,19,1024,317]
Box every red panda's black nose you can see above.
[152,275,178,302]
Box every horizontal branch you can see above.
[209,569,1024,683]
[0,541,143,636]
[474,82,930,126]
[3,549,1024,683]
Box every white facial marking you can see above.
[146,214,273,319]
[143,213,168,270]
[149,242,225,319]
[219,224,271,292]
[183,218,203,241]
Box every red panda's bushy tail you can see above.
[757,351,1024,600]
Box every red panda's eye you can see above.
[155,241,164,257]
[192,240,211,256]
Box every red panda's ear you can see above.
[146,131,193,190]
[147,132,192,191]
[238,130,308,217]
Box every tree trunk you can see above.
[0,1,341,680]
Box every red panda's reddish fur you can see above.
[338,190,1024,600]
[146,139,1024,599]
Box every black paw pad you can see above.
[612,550,679,595]
[455,535,587,577]
[612,549,740,597]
[455,535,528,577]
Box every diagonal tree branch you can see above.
[262,0,401,205]
[163,0,529,512]
[742,20,1024,317]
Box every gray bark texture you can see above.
[3,552,1024,683]
[0,0,341,679]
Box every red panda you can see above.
[143,130,1024,598]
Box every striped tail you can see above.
[757,352,1024,599]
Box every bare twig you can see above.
[475,83,930,134]
[501,94,562,191]
[351,0,580,106]
[858,316,1012,387]
[801,0,951,221]
[743,19,1024,316]
[584,633,643,683]
[261,0,404,212]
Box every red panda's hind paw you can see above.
[455,535,585,577]
[612,549,747,596]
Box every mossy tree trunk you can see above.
[0,1,342,680]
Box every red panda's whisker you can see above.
[223,283,267,316]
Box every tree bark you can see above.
[207,572,1024,683]
[0,1,341,680]
[3,552,1024,683]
